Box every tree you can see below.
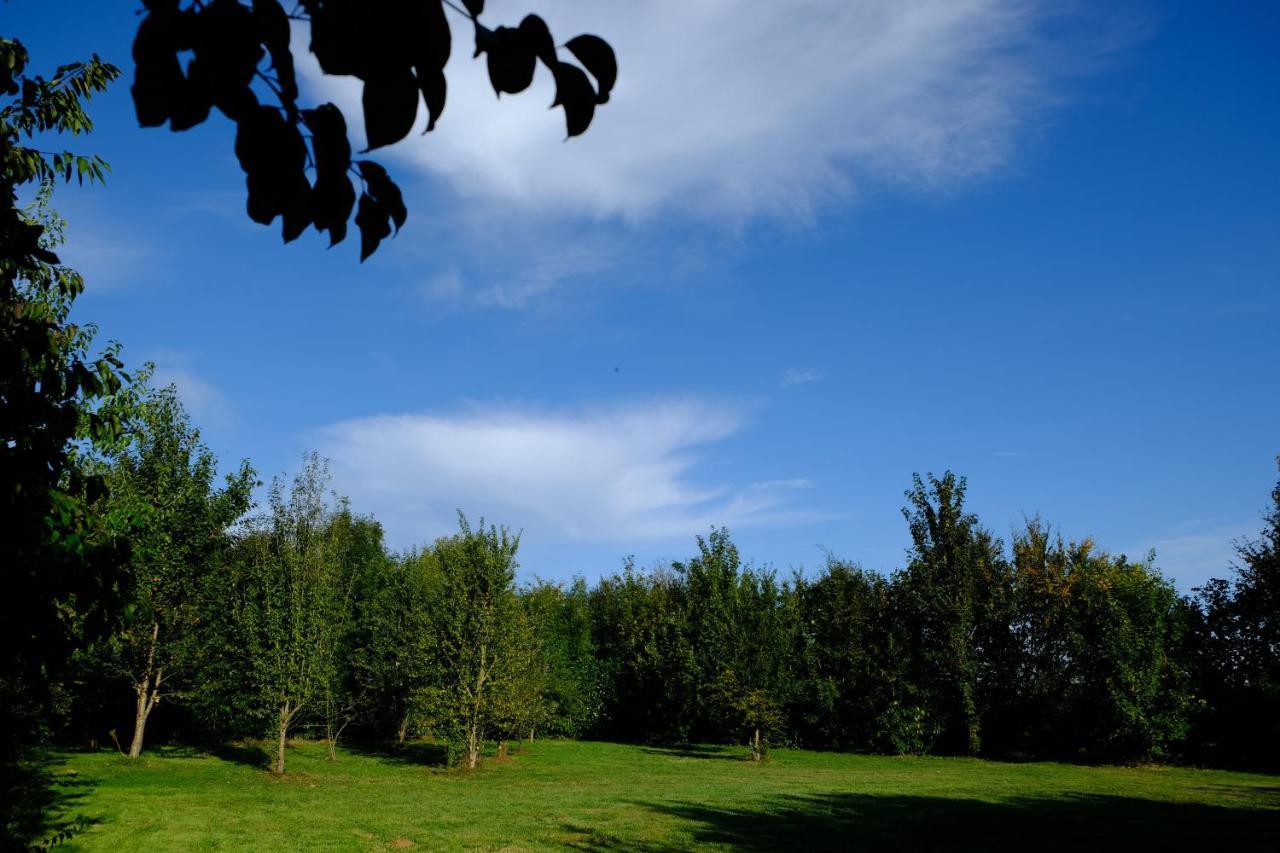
[1,39,133,846]
[791,559,897,751]
[99,384,255,758]
[418,514,524,769]
[237,454,350,774]
[522,578,600,739]
[1189,459,1280,768]
[898,472,1007,756]
[589,560,697,744]
[357,549,440,745]
[129,0,616,260]
[315,509,385,759]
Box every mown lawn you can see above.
[33,739,1280,851]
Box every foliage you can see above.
[897,472,1007,755]
[1188,460,1280,768]
[233,455,356,773]
[129,0,616,259]
[411,514,528,768]
[0,37,133,847]
[83,384,257,757]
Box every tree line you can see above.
[27,382,1280,775]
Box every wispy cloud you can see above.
[298,1,1100,222]
[313,398,819,548]
[781,369,824,387]
[1128,523,1254,591]
[148,354,233,430]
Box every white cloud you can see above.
[781,368,824,387]
[1133,525,1251,591]
[149,361,232,429]
[299,1,1065,221]
[313,399,815,548]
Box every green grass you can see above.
[33,739,1280,851]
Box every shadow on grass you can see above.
[562,791,1280,852]
[640,744,739,762]
[343,740,451,768]
[1,754,100,850]
[208,742,272,771]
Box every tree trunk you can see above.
[127,622,162,759]
[528,726,534,743]
[326,721,337,761]
[273,701,292,774]
[497,739,508,759]
[750,728,763,762]
[397,713,409,746]
[465,721,480,770]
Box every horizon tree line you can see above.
[37,377,1279,774]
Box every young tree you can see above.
[315,510,384,759]
[898,472,1007,756]
[97,385,255,758]
[419,514,525,769]
[358,549,441,745]
[522,578,600,739]
[791,559,897,751]
[239,454,350,774]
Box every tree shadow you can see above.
[639,744,740,762]
[1,753,101,850]
[208,742,271,771]
[343,739,451,768]
[563,791,1280,852]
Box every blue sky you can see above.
[11,1,1278,588]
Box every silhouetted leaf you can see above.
[311,173,355,246]
[355,192,392,261]
[485,27,536,96]
[413,0,451,131]
[362,68,419,150]
[519,15,557,67]
[253,0,298,104]
[131,8,185,127]
[281,174,313,242]
[308,0,370,77]
[565,34,616,104]
[236,105,310,235]
[190,0,263,121]
[551,61,596,137]
[462,0,484,17]
[357,160,406,232]
[302,103,351,176]
[303,103,355,245]
[417,68,446,131]
[473,22,497,59]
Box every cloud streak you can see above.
[300,0,1066,221]
[313,399,816,548]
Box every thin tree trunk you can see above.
[274,701,292,774]
[397,713,409,746]
[465,642,487,769]
[326,717,349,761]
[128,622,162,759]
[466,721,480,769]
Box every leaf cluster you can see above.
[130,1,616,260]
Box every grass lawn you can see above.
[32,739,1280,851]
